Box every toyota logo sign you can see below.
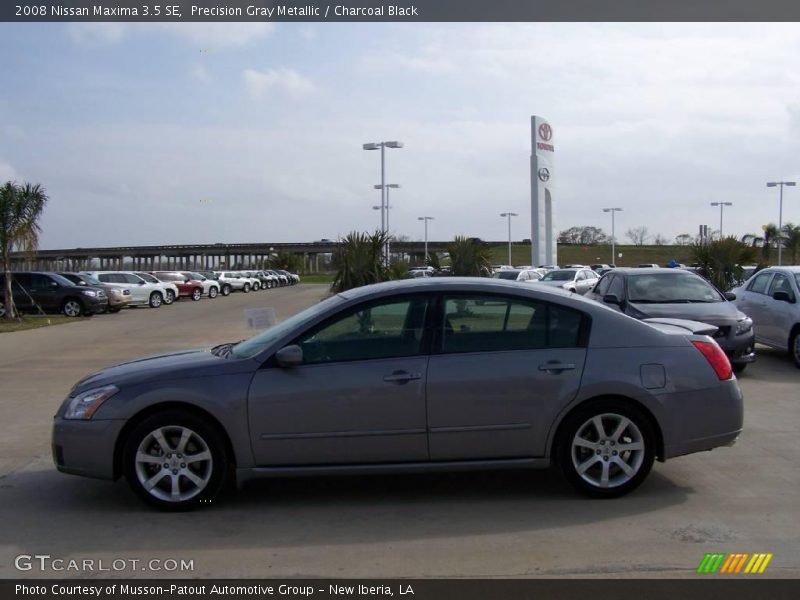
[538,167,550,182]
[538,123,552,141]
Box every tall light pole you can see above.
[499,212,518,265]
[375,183,400,262]
[418,216,434,262]
[710,202,732,239]
[602,208,623,265]
[363,141,403,265]
[767,181,796,266]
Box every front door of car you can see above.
[425,293,587,460]
[762,273,797,347]
[248,295,432,466]
[27,273,59,312]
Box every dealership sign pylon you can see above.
[531,116,556,267]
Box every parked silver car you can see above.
[492,269,543,282]
[53,278,743,509]
[85,272,167,308]
[535,268,599,294]
[732,266,800,367]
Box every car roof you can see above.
[609,267,694,276]
[761,266,800,273]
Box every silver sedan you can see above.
[52,278,743,510]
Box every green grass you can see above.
[0,315,87,333]
[299,273,335,284]
[488,244,695,268]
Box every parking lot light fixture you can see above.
[710,202,733,239]
[363,141,404,265]
[500,212,519,265]
[418,216,434,262]
[767,181,796,265]
[602,208,623,265]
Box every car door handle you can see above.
[538,362,576,372]
[383,371,422,383]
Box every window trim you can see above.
[747,271,774,295]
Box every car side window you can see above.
[594,274,613,296]
[747,272,773,295]
[576,271,586,281]
[440,295,584,354]
[768,274,795,301]
[607,275,625,299]
[296,297,429,365]
[29,274,53,290]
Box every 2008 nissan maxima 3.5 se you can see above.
[52,278,743,510]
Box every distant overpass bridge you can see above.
[9,241,512,272]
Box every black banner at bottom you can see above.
[3,580,800,600]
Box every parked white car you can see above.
[491,269,543,283]
[235,271,262,291]
[85,272,168,308]
[135,272,179,305]
[216,271,251,293]
[732,266,800,367]
[184,272,221,298]
[534,268,599,295]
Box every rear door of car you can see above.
[737,271,774,344]
[425,292,588,460]
[27,273,61,312]
[7,273,32,311]
[762,273,797,347]
[248,294,433,466]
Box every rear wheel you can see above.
[163,290,175,305]
[149,292,163,308]
[557,400,655,498]
[791,330,800,369]
[123,411,230,511]
[62,298,83,317]
[221,285,231,297]
[0,300,6,318]
[191,288,202,301]
[208,287,218,299]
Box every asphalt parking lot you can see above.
[0,284,798,579]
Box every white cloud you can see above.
[68,22,274,47]
[243,68,316,98]
[0,161,18,182]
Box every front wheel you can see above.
[221,285,231,297]
[62,299,84,318]
[732,363,747,374]
[149,292,163,308]
[556,400,655,498]
[243,283,251,293]
[122,411,230,510]
[163,290,175,305]
[108,306,122,314]
[208,287,218,299]
[191,288,202,301]
[791,331,800,369]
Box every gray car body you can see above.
[585,268,756,367]
[52,278,743,486]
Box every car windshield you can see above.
[795,273,800,289]
[51,273,77,286]
[493,271,521,280]
[81,274,102,285]
[541,270,576,281]
[231,295,345,359]
[628,273,723,303]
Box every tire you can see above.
[149,292,163,308]
[732,363,747,374]
[243,283,251,293]
[163,290,175,305]
[122,410,230,511]
[61,298,84,318]
[791,330,800,369]
[556,400,655,498]
[109,306,122,314]
[253,282,261,291]
[221,285,231,297]
[208,287,218,299]
[191,288,202,301]
[0,300,6,318]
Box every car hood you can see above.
[628,301,743,323]
[70,348,255,394]
[537,280,570,287]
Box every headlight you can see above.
[736,317,753,335]
[81,290,97,297]
[63,385,119,420]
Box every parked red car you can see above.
[152,272,204,301]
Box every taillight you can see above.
[692,340,733,380]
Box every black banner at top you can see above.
[3,0,800,22]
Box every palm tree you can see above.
[1,182,49,319]
[781,223,800,265]
[447,236,492,277]
[690,237,758,291]
[331,230,391,293]
[761,223,779,263]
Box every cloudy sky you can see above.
[1,22,799,249]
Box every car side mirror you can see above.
[603,294,621,305]
[724,292,736,301]
[773,290,795,303]
[275,345,303,367]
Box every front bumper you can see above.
[718,329,756,364]
[52,417,126,480]
[85,297,109,315]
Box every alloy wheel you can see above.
[63,300,82,317]
[571,413,645,489]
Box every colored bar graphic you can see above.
[700,552,773,574]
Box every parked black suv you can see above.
[0,272,108,318]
